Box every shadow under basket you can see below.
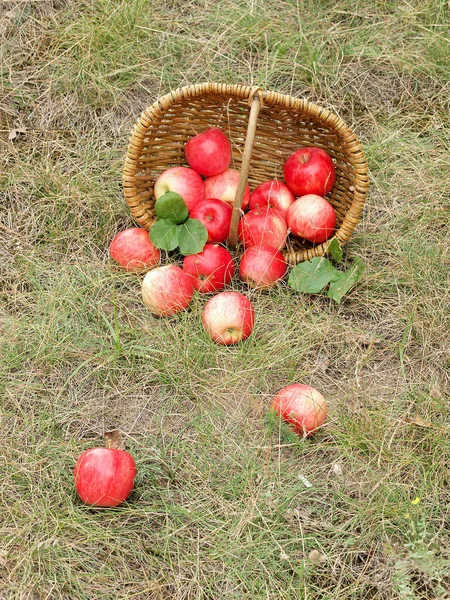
[122,83,369,265]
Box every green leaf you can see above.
[288,257,336,294]
[177,218,208,256]
[266,409,301,444]
[154,192,188,224]
[327,257,365,303]
[327,238,343,263]
[149,219,179,251]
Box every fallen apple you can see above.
[238,207,288,250]
[189,197,233,244]
[154,166,205,213]
[109,228,160,272]
[141,264,194,316]
[185,127,232,177]
[249,180,295,216]
[74,446,137,507]
[271,383,327,438]
[183,243,235,293]
[202,291,255,345]
[286,194,336,244]
[239,246,287,289]
[284,147,336,197]
[204,168,251,210]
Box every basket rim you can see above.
[122,82,369,264]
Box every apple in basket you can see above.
[271,384,327,438]
[74,446,137,507]
[109,228,160,272]
[202,291,255,345]
[189,197,233,244]
[286,194,337,244]
[238,207,288,250]
[204,168,251,211]
[154,166,205,213]
[239,246,287,289]
[284,147,336,197]
[249,180,295,216]
[183,243,235,294]
[141,264,194,316]
[185,127,232,177]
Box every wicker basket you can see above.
[123,83,369,265]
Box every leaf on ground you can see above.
[331,463,343,476]
[298,474,312,488]
[104,429,123,449]
[288,257,335,294]
[327,238,343,262]
[430,386,442,399]
[315,351,330,372]
[402,416,434,428]
[327,257,365,303]
[308,550,320,562]
[8,127,26,141]
[155,192,188,224]
[177,218,208,255]
[354,332,382,347]
[150,218,179,251]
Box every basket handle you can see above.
[228,89,263,248]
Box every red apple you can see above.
[271,383,327,438]
[185,127,232,177]
[239,246,287,289]
[154,166,205,213]
[249,180,295,216]
[284,147,336,197]
[238,207,288,250]
[109,228,160,272]
[141,264,194,316]
[286,194,336,244]
[74,447,137,507]
[202,291,255,345]
[183,243,235,294]
[204,168,251,210]
[189,197,233,243]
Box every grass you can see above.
[1,0,450,598]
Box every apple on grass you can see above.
[271,384,327,438]
[238,207,288,250]
[185,127,232,177]
[154,166,205,213]
[239,246,287,289]
[109,228,160,272]
[249,180,295,216]
[189,197,233,243]
[183,243,234,294]
[74,446,137,507]
[286,194,336,244]
[141,264,194,316]
[284,147,336,197]
[202,291,255,345]
[204,168,251,211]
